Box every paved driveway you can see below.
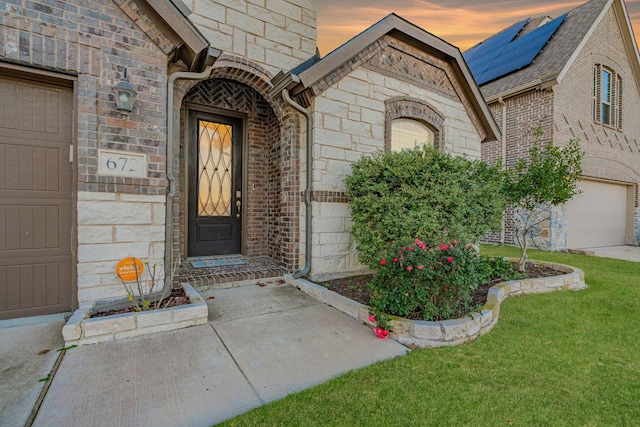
[583,245,640,262]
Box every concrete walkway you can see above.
[584,245,640,262]
[19,282,406,426]
[0,314,66,427]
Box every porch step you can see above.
[177,256,287,292]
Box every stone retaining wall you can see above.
[287,260,586,349]
[62,283,207,346]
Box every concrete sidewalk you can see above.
[26,282,407,426]
[0,314,67,427]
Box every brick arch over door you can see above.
[385,96,445,151]
[581,156,640,206]
[172,63,301,271]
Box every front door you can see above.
[188,111,243,256]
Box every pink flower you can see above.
[393,257,399,263]
[408,246,414,251]
[417,265,424,270]
[447,256,454,263]
[373,327,389,339]
[407,265,413,271]
[368,314,376,323]
[441,244,448,251]
[380,259,387,266]
[453,240,459,244]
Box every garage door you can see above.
[566,180,628,248]
[0,75,73,319]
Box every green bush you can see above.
[345,146,507,269]
[368,239,518,324]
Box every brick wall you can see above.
[482,4,640,248]
[0,0,179,302]
[553,4,640,245]
[482,89,554,245]
[171,59,302,272]
[184,0,317,76]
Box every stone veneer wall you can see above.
[307,38,487,279]
[183,0,317,76]
[1,0,177,303]
[76,192,166,304]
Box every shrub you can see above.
[345,146,508,269]
[368,239,518,323]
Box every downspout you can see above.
[282,89,313,278]
[164,65,214,289]
[498,96,507,245]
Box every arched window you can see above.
[390,118,435,151]
[594,64,622,129]
[385,97,444,152]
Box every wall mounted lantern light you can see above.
[113,68,137,114]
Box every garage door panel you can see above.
[0,75,73,319]
[0,257,70,318]
[0,141,65,193]
[0,203,70,253]
[0,78,71,140]
[566,180,628,248]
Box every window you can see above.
[601,68,611,124]
[385,97,444,152]
[593,65,622,128]
[390,118,435,151]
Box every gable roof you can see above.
[271,13,500,142]
[470,0,640,102]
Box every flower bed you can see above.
[287,259,586,349]
[62,283,208,346]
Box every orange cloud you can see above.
[318,1,640,54]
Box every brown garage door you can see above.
[0,75,73,319]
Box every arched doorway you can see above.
[176,76,301,275]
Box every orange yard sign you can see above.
[115,257,144,282]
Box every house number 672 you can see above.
[98,149,147,178]
[105,157,138,172]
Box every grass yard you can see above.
[220,246,640,426]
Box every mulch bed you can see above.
[318,262,564,321]
[91,287,190,318]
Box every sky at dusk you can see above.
[316,0,640,56]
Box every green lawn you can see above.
[220,246,640,426]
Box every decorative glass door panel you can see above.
[189,112,242,256]
[198,121,232,217]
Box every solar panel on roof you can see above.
[472,13,567,85]
[464,19,529,75]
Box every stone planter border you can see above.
[62,283,208,346]
[286,259,586,349]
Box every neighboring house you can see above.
[466,0,640,250]
[0,0,498,320]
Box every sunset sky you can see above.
[316,0,640,56]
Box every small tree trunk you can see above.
[518,241,528,273]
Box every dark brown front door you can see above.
[0,75,73,319]
[188,111,243,256]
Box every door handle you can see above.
[236,199,241,218]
